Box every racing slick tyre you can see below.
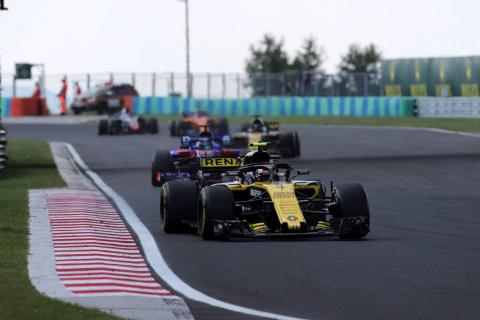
[98,120,109,135]
[138,117,147,133]
[109,119,122,135]
[279,132,301,158]
[72,107,82,115]
[231,136,249,149]
[160,180,198,233]
[146,118,159,134]
[214,118,229,136]
[198,186,235,240]
[151,150,174,186]
[331,183,370,239]
[170,120,179,136]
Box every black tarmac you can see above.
[7,123,480,320]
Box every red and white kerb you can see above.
[46,189,174,297]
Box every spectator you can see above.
[58,76,68,115]
[31,82,43,116]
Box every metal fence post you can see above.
[266,73,271,96]
[12,75,16,98]
[131,73,136,87]
[207,73,211,99]
[152,73,156,97]
[237,73,241,98]
[364,73,368,96]
[86,74,91,90]
[168,73,174,96]
[222,73,226,99]
[110,73,114,83]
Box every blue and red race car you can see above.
[151,131,243,187]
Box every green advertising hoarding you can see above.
[382,56,480,97]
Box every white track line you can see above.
[65,143,309,320]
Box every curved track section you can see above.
[8,123,480,320]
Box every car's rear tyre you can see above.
[214,118,229,135]
[198,186,235,240]
[170,120,179,136]
[331,183,370,239]
[109,119,122,135]
[279,132,301,158]
[161,180,198,233]
[146,118,159,134]
[151,150,174,186]
[138,117,147,133]
[231,136,249,149]
[98,120,109,135]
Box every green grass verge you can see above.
[0,140,118,320]
[154,115,480,132]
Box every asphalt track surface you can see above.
[7,123,480,320]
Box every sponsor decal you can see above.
[200,157,240,168]
[273,192,295,198]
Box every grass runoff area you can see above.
[0,140,117,319]
[153,115,480,132]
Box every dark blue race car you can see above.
[151,131,243,187]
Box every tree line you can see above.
[245,34,382,96]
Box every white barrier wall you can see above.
[418,97,480,118]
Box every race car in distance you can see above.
[170,107,229,137]
[151,130,243,187]
[159,143,370,240]
[98,109,158,135]
[71,83,139,115]
[231,115,300,158]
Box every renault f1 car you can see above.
[231,115,300,158]
[170,108,229,137]
[151,131,243,187]
[159,143,370,240]
[98,110,158,135]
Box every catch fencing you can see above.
[1,71,381,114]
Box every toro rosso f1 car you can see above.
[151,130,243,187]
[98,110,158,135]
[169,107,229,137]
[231,115,300,158]
[159,143,370,240]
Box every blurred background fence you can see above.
[1,71,380,100]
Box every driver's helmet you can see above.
[254,168,270,182]
[251,119,264,132]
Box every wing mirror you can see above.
[296,169,310,176]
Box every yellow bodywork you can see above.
[227,181,322,232]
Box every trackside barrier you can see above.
[132,96,415,117]
[0,98,48,117]
[417,97,480,118]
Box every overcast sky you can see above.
[0,0,479,75]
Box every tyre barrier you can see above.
[132,96,415,117]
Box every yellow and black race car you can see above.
[159,143,370,240]
[231,115,300,158]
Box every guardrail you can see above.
[1,98,48,117]
[132,96,414,117]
